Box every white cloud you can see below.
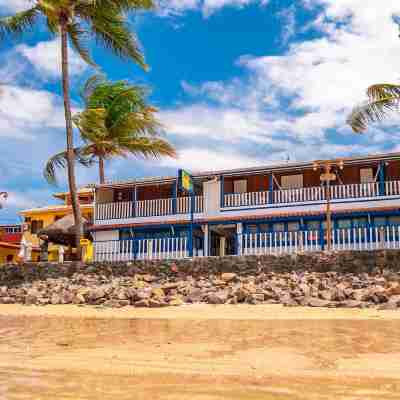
[0,0,31,13]
[160,0,400,171]
[158,0,268,17]
[17,39,88,79]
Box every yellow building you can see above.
[19,188,94,262]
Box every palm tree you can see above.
[44,76,176,185]
[0,0,155,257]
[347,84,400,132]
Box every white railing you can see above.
[136,198,174,217]
[95,196,204,220]
[94,237,188,262]
[242,230,321,255]
[385,180,400,196]
[224,191,269,207]
[273,186,325,204]
[96,201,133,220]
[331,226,400,251]
[330,182,379,199]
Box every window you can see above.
[247,225,257,233]
[307,220,320,230]
[388,216,400,225]
[272,223,285,232]
[360,168,374,183]
[281,174,303,189]
[353,218,367,228]
[258,224,269,232]
[337,219,351,229]
[31,220,44,234]
[25,217,31,223]
[288,222,300,232]
[374,217,386,227]
[54,215,62,222]
[234,179,247,194]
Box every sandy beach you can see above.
[1,303,400,320]
[1,304,400,399]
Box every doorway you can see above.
[209,225,236,257]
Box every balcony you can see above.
[223,181,400,208]
[95,195,204,221]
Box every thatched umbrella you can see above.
[38,214,92,246]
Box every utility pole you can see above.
[313,160,344,251]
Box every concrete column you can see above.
[236,222,243,256]
[220,236,226,257]
[379,162,386,196]
[202,224,209,257]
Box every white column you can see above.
[202,224,209,257]
[220,237,226,257]
[237,222,243,256]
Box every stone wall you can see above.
[0,250,396,286]
[1,251,400,310]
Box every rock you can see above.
[135,288,152,301]
[233,287,249,303]
[338,300,367,308]
[387,295,400,306]
[221,273,237,283]
[104,299,129,308]
[151,287,165,299]
[169,298,184,307]
[134,299,150,307]
[306,298,333,308]
[73,293,86,304]
[87,287,106,302]
[378,302,398,310]
[162,282,180,291]
[185,288,204,303]
[149,299,166,308]
[207,291,229,304]
[0,296,14,304]
[50,294,62,305]
[0,286,8,297]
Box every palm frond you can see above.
[0,7,39,39]
[347,96,400,133]
[44,147,96,186]
[79,6,147,69]
[86,0,155,13]
[367,84,400,101]
[119,136,177,159]
[67,22,97,67]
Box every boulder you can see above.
[134,299,150,307]
[221,273,237,283]
[207,291,228,304]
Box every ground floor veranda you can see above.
[92,208,400,262]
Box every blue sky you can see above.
[1,0,400,222]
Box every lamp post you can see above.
[313,160,344,251]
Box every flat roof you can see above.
[93,151,400,190]
[53,187,94,200]
[19,203,93,216]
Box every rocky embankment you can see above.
[2,269,400,310]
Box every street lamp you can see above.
[313,160,344,251]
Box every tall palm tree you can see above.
[347,84,400,132]
[44,76,176,185]
[0,0,155,256]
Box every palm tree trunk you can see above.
[60,21,83,260]
[98,155,105,184]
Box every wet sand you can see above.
[1,304,400,399]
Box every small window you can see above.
[353,217,367,228]
[247,225,257,233]
[337,219,352,229]
[31,220,44,234]
[374,217,386,226]
[281,174,303,189]
[25,217,31,223]
[258,224,269,232]
[307,220,320,230]
[288,222,300,231]
[360,168,374,183]
[272,223,285,232]
[234,179,247,194]
[388,216,400,225]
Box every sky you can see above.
[1,0,400,222]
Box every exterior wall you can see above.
[93,230,119,242]
[386,160,400,180]
[97,188,114,204]
[138,184,174,201]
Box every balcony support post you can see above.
[172,180,178,214]
[220,176,224,208]
[236,222,243,256]
[133,185,137,217]
[379,162,385,196]
[269,173,274,204]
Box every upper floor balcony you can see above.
[223,180,400,209]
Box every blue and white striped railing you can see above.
[223,181,400,208]
[94,237,188,262]
[96,195,204,221]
